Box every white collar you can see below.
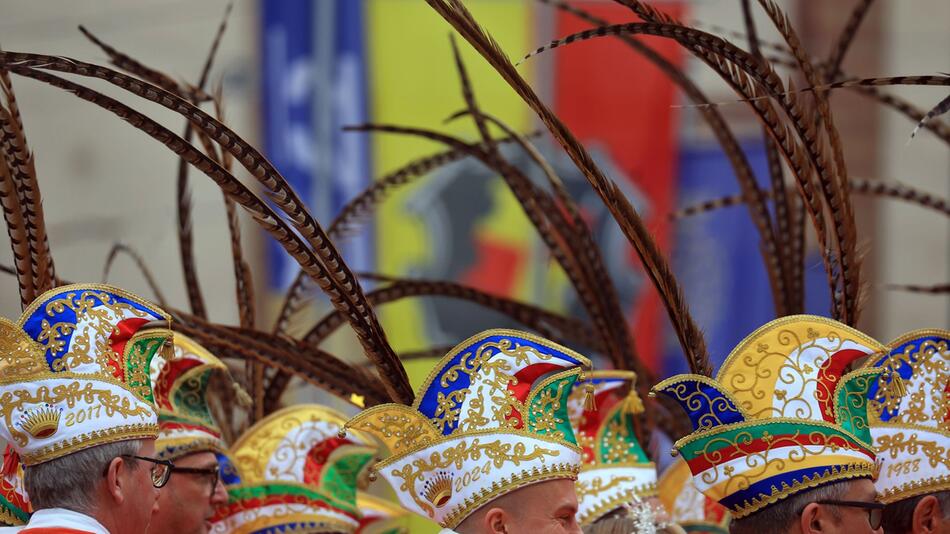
[18,508,110,534]
[437,530,460,534]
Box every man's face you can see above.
[819,479,883,534]
[147,451,227,534]
[121,439,161,534]
[497,479,581,534]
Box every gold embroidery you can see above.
[21,422,158,465]
[576,478,658,525]
[1,378,155,447]
[388,436,562,518]
[440,461,579,528]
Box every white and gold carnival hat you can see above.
[568,370,656,525]
[656,458,730,534]
[344,329,591,529]
[151,333,235,461]
[0,283,172,466]
[864,329,949,504]
[652,315,885,518]
[210,405,377,534]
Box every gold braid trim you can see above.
[156,436,225,461]
[730,462,874,518]
[21,422,158,465]
[578,481,658,526]
[442,462,579,529]
[879,473,950,505]
[0,507,27,528]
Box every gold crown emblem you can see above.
[871,457,884,482]
[422,471,454,508]
[18,404,62,439]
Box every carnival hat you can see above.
[656,458,730,534]
[568,370,656,525]
[0,284,172,466]
[0,445,30,526]
[344,328,591,529]
[151,332,237,461]
[651,315,885,518]
[864,329,949,504]
[356,492,409,534]
[211,405,377,534]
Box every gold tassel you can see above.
[623,391,644,415]
[584,381,597,412]
[891,373,906,397]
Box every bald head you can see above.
[455,478,581,534]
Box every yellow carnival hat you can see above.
[0,284,172,466]
[657,458,730,534]
[864,329,949,504]
[211,405,377,534]
[344,329,591,529]
[356,492,409,534]
[568,370,656,525]
[151,333,236,461]
[652,315,885,518]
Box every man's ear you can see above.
[483,506,509,534]
[103,456,127,505]
[912,494,940,534]
[799,502,830,534]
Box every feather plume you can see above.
[0,66,55,295]
[0,111,32,307]
[537,0,793,336]
[755,0,859,323]
[1,63,410,404]
[101,242,169,307]
[425,0,711,375]
[444,36,637,371]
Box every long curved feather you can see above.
[826,0,876,79]
[671,177,950,219]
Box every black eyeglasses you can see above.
[815,500,885,530]
[167,464,221,497]
[102,455,173,488]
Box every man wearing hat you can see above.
[145,333,234,534]
[345,329,593,534]
[0,284,174,534]
[652,316,889,534]
[865,331,949,534]
[565,370,661,528]
[209,404,379,534]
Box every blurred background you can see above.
[1,2,947,526]
[2,0,947,531]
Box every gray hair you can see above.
[729,480,849,534]
[24,439,142,513]
[882,491,950,534]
